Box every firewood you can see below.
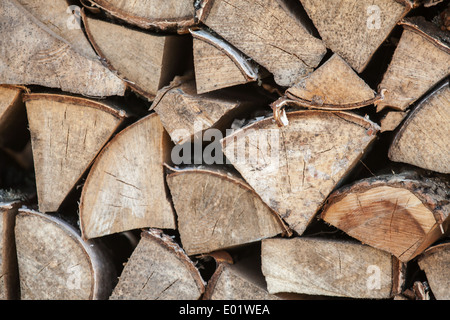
[82,13,192,100]
[376,17,450,112]
[299,0,414,73]
[0,0,125,97]
[87,0,196,33]
[0,85,28,151]
[388,80,449,174]
[197,0,327,87]
[24,93,128,213]
[79,113,175,240]
[261,237,405,299]
[166,166,288,256]
[16,0,97,60]
[190,29,260,94]
[109,229,205,300]
[151,76,264,145]
[281,54,379,110]
[380,110,408,132]
[15,208,116,300]
[321,172,450,262]
[417,242,450,300]
[221,110,380,235]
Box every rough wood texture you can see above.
[0,85,28,151]
[151,77,261,145]
[388,80,449,174]
[0,0,125,97]
[166,166,288,256]
[198,0,327,87]
[88,0,196,33]
[83,13,191,100]
[299,0,413,72]
[283,54,378,110]
[15,209,116,300]
[418,242,450,300]
[376,17,450,112]
[262,237,403,299]
[380,110,408,132]
[25,93,127,213]
[110,229,205,300]
[79,113,175,240]
[191,29,259,94]
[322,172,450,262]
[221,110,380,235]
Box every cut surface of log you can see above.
[284,54,378,110]
[88,0,196,32]
[380,111,408,132]
[376,17,450,112]
[110,229,205,300]
[166,166,288,255]
[262,237,402,299]
[322,173,450,262]
[83,14,191,100]
[299,0,413,72]
[388,80,450,174]
[15,209,116,300]
[80,113,175,239]
[198,0,327,87]
[418,242,450,300]
[191,29,259,94]
[25,93,127,213]
[221,111,380,235]
[17,0,97,60]
[0,0,125,97]
[0,85,28,150]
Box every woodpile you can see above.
[0,0,449,303]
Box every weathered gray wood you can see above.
[418,242,450,300]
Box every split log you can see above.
[87,0,196,33]
[221,110,380,235]
[16,0,97,60]
[388,80,450,174]
[376,17,450,112]
[417,242,450,300]
[24,93,128,213]
[83,13,192,100]
[151,77,264,145]
[197,0,327,87]
[321,172,450,262]
[299,0,414,73]
[380,110,408,132]
[190,29,260,94]
[166,166,288,256]
[280,54,379,110]
[261,237,405,299]
[15,208,116,300]
[0,85,28,151]
[109,229,205,300]
[79,113,176,240]
[0,0,125,97]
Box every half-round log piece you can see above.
[80,113,176,240]
[24,93,128,213]
[388,80,449,174]
[284,54,378,110]
[221,110,380,235]
[87,0,196,33]
[0,0,125,97]
[376,17,450,112]
[0,85,28,151]
[83,13,191,100]
[15,209,116,300]
[418,242,450,300]
[166,166,289,255]
[299,0,413,73]
[321,172,450,262]
[110,229,205,300]
[191,29,259,94]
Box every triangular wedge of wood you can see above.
[221,110,380,235]
[0,0,125,97]
[79,113,176,240]
[24,93,128,213]
[0,85,28,151]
